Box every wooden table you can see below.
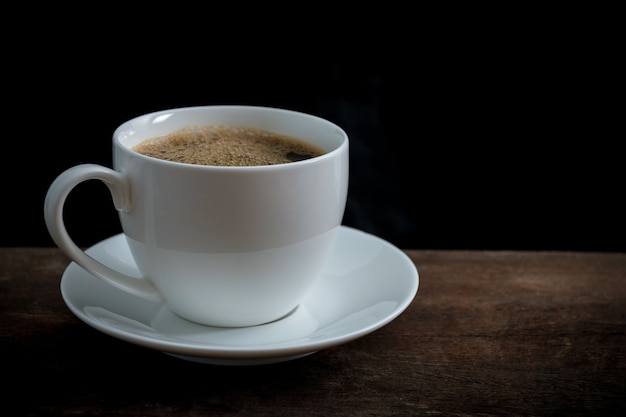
[2,247,624,416]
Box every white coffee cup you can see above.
[45,105,349,327]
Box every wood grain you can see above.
[1,248,624,416]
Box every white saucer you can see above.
[60,226,419,365]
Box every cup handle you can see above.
[44,164,162,302]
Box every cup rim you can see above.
[113,105,349,171]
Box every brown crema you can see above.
[132,125,325,167]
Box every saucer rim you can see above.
[60,226,419,361]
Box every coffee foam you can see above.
[131,125,325,167]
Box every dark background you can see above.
[2,10,623,252]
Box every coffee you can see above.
[46,105,349,327]
[132,125,325,167]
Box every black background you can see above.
[2,8,623,252]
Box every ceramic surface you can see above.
[61,226,419,365]
[46,106,349,326]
